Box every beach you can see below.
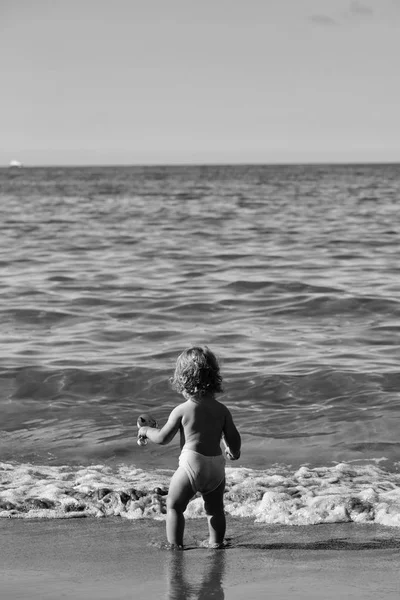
[1,517,399,599]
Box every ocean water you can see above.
[1,164,400,526]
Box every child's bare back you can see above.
[171,395,240,458]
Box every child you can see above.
[138,346,241,548]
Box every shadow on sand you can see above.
[235,538,400,551]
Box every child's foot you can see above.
[164,542,184,551]
[198,540,227,549]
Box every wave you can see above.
[1,461,399,527]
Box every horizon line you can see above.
[2,160,400,169]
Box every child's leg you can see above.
[203,478,226,546]
[166,467,194,546]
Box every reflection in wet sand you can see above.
[165,550,226,600]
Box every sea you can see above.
[1,164,400,527]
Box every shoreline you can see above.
[1,518,399,599]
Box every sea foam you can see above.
[1,461,399,527]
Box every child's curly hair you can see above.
[171,346,223,397]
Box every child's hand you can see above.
[225,447,240,461]
[137,414,158,429]
[137,426,150,447]
[136,414,158,447]
[138,426,148,438]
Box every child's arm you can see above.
[223,408,241,460]
[138,406,182,446]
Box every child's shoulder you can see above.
[214,397,229,410]
[209,398,230,417]
[175,399,193,413]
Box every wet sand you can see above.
[1,517,399,599]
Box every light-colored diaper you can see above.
[179,448,225,495]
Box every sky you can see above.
[1,0,400,165]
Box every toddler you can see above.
[138,346,241,548]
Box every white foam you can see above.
[1,461,399,526]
